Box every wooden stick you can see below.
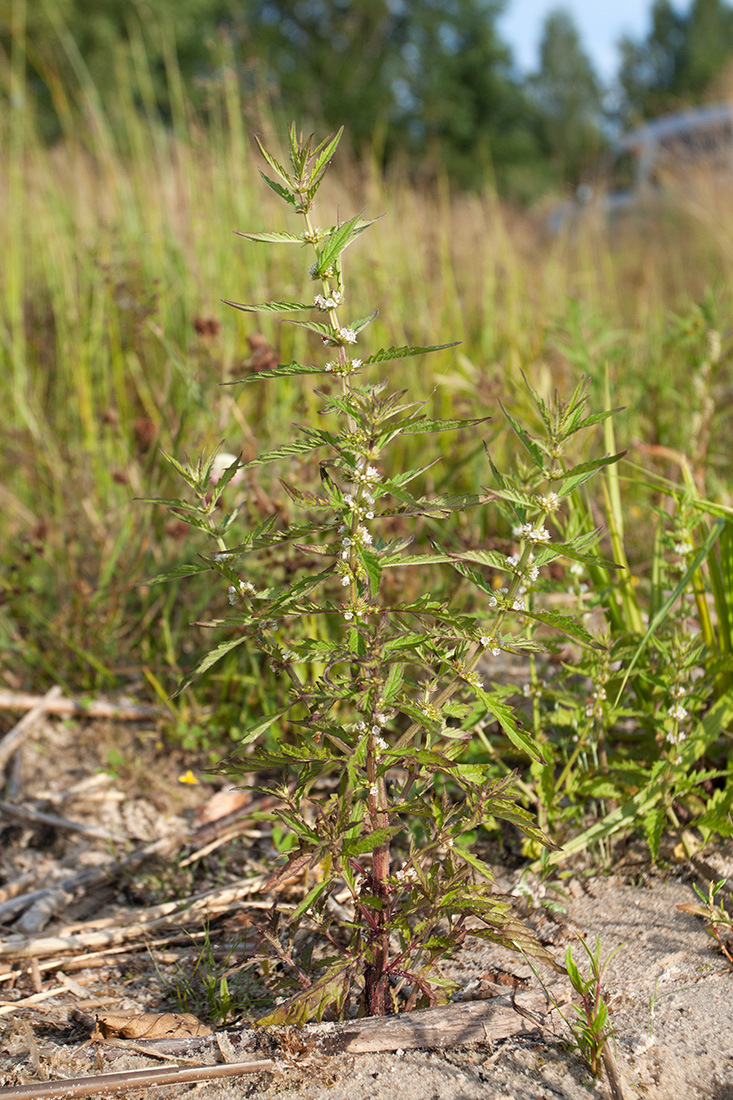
[0,688,64,773]
[0,1059,276,1100]
[0,986,67,1017]
[93,990,558,1063]
[0,831,184,927]
[0,796,266,928]
[0,691,161,724]
[0,876,269,961]
[0,801,122,844]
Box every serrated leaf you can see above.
[524,607,605,648]
[291,878,332,921]
[364,342,460,365]
[259,170,296,207]
[343,826,399,858]
[312,210,365,274]
[173,634,253,696]
[311,127,344,182]
[227,361,330,385]
[499,403,545,468]
[399,415,490,436]
[234,230,303,244]
[144,561,212,586]
[254,137,293,187]
[243,437,324,467]
[555,452,626,497]
[222,298,311,314]
[477,690,546,763]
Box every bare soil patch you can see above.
[1,704,732,1100]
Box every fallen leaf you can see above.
[93,1012,212,1041]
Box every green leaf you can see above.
[254,137,293,187]
[398,415,490,436]
[499,403,545,468]
[343,826,399,858]
[312,210,365,274]
[364,342,460,365]
[311,127,345,183]
[234,230,302,244]
[523,608,605,649]
[477,690,546,763]
[555,453,626,497]
[258,171,297,207]
[144,561,212,586]
[291,878,332,921]
[243,437,324,467]
[226,361,330,384]
[222,298,311,314]
[382,662,405,703]
[173,634,254,696]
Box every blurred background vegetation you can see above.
[2,0,733,758]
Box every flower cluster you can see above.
[228,578,256,604]
[314,292,343,311]
[512,522,551,543]
[325,357,362,376]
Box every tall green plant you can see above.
[150,124,622,1021]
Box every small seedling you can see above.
[678,878,733,965]
[564,935,624,1095]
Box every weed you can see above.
[563,935,622,1078]
[150,123,625,1022]
[677,878,733,965]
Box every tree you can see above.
[530,8,604,184]
[618,0,733,123]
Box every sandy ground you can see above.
[1,713,732,1099]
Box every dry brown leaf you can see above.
[194,786,250,826]
[93,1011,212,1040]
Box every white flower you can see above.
[672,684,686,698]
[351,358,363,369]
[342,537,352,547]
[344,611,354,621]
[674,540,694,555]
[356,721,366,732]
[370,725,381,736]
[357,526,373,546]
[488,595,498,608]
[512,523,533,538]
[491,646,501,657]
[365,465,380,481]
[365,510,375,520]
[375,712,389,724]
[341,550,349,560]
[528,525,550,543]
[528,566,540,582]
[506,553,521,568]
[341,575,350,587]
[338,327,357,344]
[569,561,584,576]
[325,361,336,372]
[227,579,256,604]
[512,598,525,611]
[543,492,560,511]
[667,704,688,722]
[369,784,378,798]
[376,735,388,750]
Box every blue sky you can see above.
[498,0,685,81]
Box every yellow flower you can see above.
[178,769,199,785]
